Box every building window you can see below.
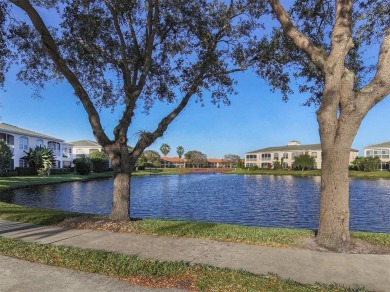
[261,153,271,161]
[261,162,271,168]
[274,153,279,160]
[366,150,373,157]
[76,149,84,158]
[246,154,257,161]
[19,158,29,168]
[89,149,99,154]
[311,152,317,158]
[36,139,44,147]
[19,137,28,150]
[283,153,288,159]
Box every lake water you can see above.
[1,174,389,232]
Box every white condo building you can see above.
[0,122,73,169]
[245,140,359,170]
[364,141,390,171]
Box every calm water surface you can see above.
[1,174,389,232]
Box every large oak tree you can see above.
[261,0,390,251]
[1,0,262,220]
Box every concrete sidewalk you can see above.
[0,255,185,292]
[1,219,389,291]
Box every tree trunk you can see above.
[316,116,360,251]
[108,143,133,221]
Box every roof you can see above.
[247,143,322,153]
[365,141,390,148]
[70,140,102,148]
[208,158,224,163]
[0,122,64,142]
[160,157,185,163]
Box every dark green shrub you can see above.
[15,167,36,176]
[90,151,109,172]
[73,156,92,175]
[0,140,13,175]
[50,168,73,175]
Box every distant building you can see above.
[159,157,229,168]
[207,158,224,168]
[70,140,105,158]
[0,122,73,169]
[364,141,390,171]
[160,157,186,168]
[245,140,359,170]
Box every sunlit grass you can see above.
[0,172,113,192]
[0,238,367,291]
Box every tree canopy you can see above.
[1,0,265,220]
[184,150,207,168]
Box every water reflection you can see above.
[0,174,389,232]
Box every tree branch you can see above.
[357,28,390,113]
[10,0,111,146]
[268,0,327,73]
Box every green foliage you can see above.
[159,143,171,157]
[23,146,55,175]
[0,140,12,175]
[273,160,282,170]
[184,150,207,168]
[223,154,241,168]
[15,167,36,176]
[73,156,92,175]
[143,150,161,168]
[89,151,109,173]
[351,156,381,172]
[176,146,184,158]
[293,154,315,171]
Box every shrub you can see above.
[73,156,92,175]
[50,168,73,175]
[0,140,13,175]
[15,167,36,176]
[90,151,109,173]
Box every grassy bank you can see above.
[1,202,389,249]
[231,168,390,178]
[0,237,366,291]
[0,171,113,193]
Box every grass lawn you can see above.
[0,171,113,193]
[0,237,367,291]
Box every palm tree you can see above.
[176,146,184,159]
[159,143,170,168]
[23,146,55,175]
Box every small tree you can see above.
[273,160,282,170]
[363,157,381,172]
[73,156,92,175]
[144,150,161,169]
[293,154,315,172]
[351,156,366,171]
[176,146,184,159]
[184,150,207,168]
[351,156,381,172]
[223,154,241,168]
[0,140,12,175]
[90,151,109,172]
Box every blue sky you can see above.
[1,64,389,158]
